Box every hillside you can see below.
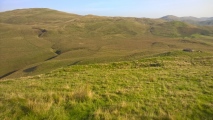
[1,8,213,79]
[0,51,213,119]
[161,15,213,26]
[199,20,213,26]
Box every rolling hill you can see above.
[0,8,213,79]
[161,15,213,26]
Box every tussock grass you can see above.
[72,85,93,102]
[0,51,213,119]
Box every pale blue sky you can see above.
[0,0,212,18]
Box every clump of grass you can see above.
[93,108,116,120]
[72,85,93,102]
[27,98,53,113]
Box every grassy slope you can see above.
[1,8,213,79]
[0,51,213,119]
[0,8,81,78]
[0,23,56,77]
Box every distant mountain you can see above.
[161,15,213,26]
[161,15,180,21]
[199,17,213,21]
[199,20,213,26]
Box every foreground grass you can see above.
[0,51,213,119]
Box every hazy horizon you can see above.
[0,0,213,18]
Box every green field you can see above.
[0,51,213,119]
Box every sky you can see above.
[0,0,212,18]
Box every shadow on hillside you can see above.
[68,60,82,66]
[32,27,47,37]
[0,70,18,79]
[23,66,37,73]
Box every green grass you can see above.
[0,51,213,119]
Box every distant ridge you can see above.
[161,15,213,26]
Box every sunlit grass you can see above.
[0,52,212,119]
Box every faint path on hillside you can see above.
[61,19,78,30]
